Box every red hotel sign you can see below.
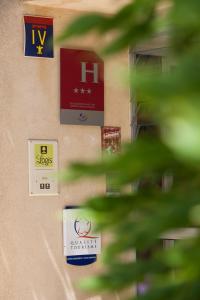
[60,49,104,126]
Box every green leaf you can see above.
[57,14,107,42]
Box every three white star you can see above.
[74,88,79,93]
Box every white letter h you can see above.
[81,62,99,84]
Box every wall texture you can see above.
[0,1,131,300]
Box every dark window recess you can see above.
[136,239,176,296]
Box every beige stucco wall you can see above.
[0,1,131,300]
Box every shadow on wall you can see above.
[40,227,77,300]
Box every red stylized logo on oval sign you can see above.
[74,217,98,238]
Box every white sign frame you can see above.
[63,208,101,256]
[28,139,59,196]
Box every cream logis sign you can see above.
[63,208,101,257]
[28,140,58,195]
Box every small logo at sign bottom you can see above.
[78,113,88,122]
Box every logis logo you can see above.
[74,217,97,239]
[35,144,53,167]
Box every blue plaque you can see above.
[24,16,53,58]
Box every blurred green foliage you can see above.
[59,0,200,299]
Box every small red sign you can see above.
[101,127,121,154]
[60,48,104,126]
